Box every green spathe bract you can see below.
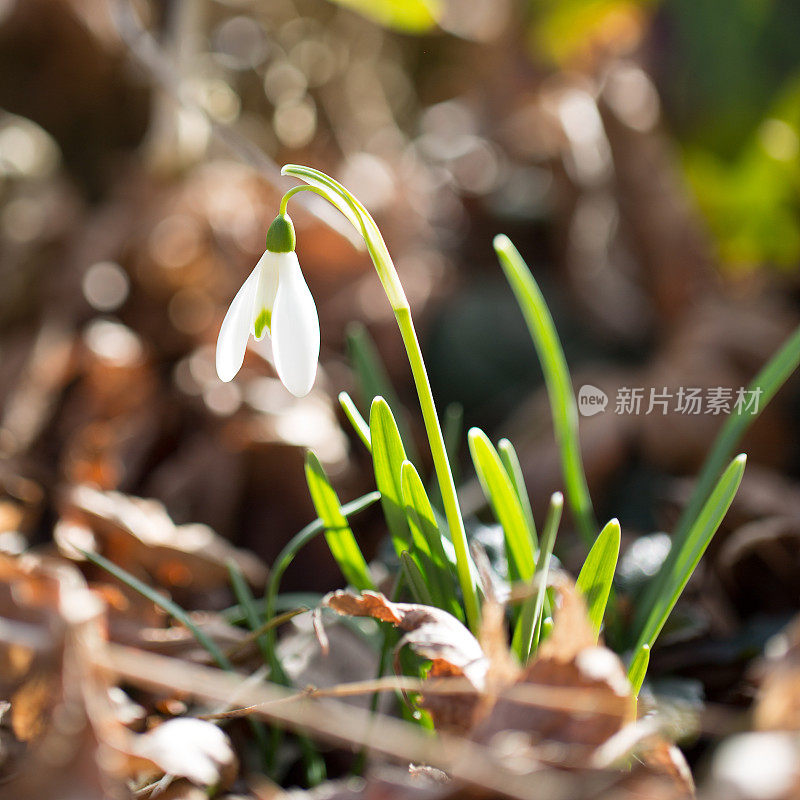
[265,213,296,253]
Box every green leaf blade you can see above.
[468,427,536,582]
[635,324,800,640]
[576,518,621,638]
[339,391,371,452]
[305,451,374,592]
[400,460,462,619]
[512,491,563,662]
[400,551,435,605]
[493,234,597,546]
[498,438,536,540]
[634,454,747,654]
[628,643,651,696]
[370,396,413,556]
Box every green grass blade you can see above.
[347,322,420,467]
[263,491,380,627]
[401,460,462,619]
[400,460,451,571]
[493,234,597,546]
[498,438,536,539]
[226,560,271,665]
[400,551,434,605]
[305,451,374,592]
[635,325,800,639]
[370,396,413,555]
[675,324,800,542]
[468,427,536,582]
[80,548,279,770]
[628,643,650,696]
[513,492,563,661]
[576,518,621,638]
[532,492,563,649]
[633,454,747,657]
[339,391,371,451]
[81,548,232,669]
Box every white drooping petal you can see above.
[252,250,280,340]
[215,265,259,382]
[271,251,320,397]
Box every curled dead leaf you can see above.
[323,591,488,687]
[323,590,488,732]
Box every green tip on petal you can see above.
[266,213,296,253]
[254,307,271,339]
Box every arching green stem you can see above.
[280,177,480,632]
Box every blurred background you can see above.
[1,0,800,770]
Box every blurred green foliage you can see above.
[326,0,440,32]
[528,0,800,270]
[665,0,800,270]
[527,0,655,65]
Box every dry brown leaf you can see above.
[753,614,800,731]
[9,670,57,741]
[323,591,488,687]
[472,578,635,766]
[639,739,694,798]
[473,648,634,761]
[536,576,598,663]
[0,553,129,798]
[57,485,267,594]
[323,590,489,732]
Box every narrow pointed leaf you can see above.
[634,454,747,654]
[628,643,650,696]
[339,391,371,451]
[370,397,412,554]
[494,235,597,545]
[498,437,536,540]
[468,427,536,583]
[400,551,434,605]
[305,452,374,591]
[226,560,271,665]
[576,518,621,638]
[401,460,462,619]
[512,492,562,662]
[636,324,800,638]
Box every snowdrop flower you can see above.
[215,213,320,396]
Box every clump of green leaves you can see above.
[289,168,800,697]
